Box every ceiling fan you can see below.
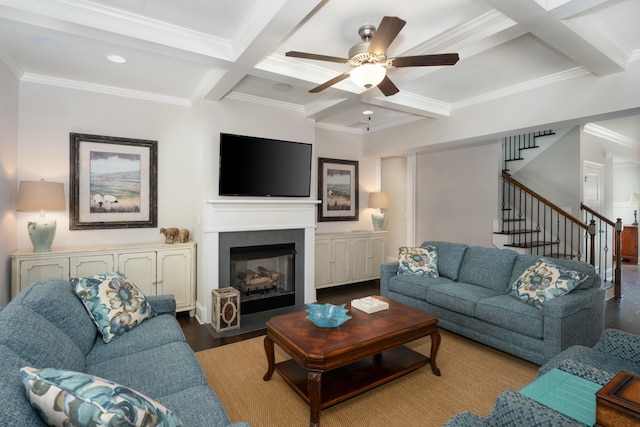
[286,16,459,96]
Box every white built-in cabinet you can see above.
[11,241,196,313]
[315,231,387,289]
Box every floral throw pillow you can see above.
[509,259,589,309]
[20,366,183,427]
[71,271,153,343]
[397,246,439,277]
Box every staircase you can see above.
[495,131,622,297]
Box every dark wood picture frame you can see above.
[318,157,359,222]
[69,133,158,230]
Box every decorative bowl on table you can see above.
[305,303,351,328]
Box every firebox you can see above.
[229,243,296,315]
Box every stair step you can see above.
[501,218,525,223]
[504,240,556,249]
[494,229,539,235]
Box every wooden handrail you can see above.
[502,171,588,231]
[580,203,617,227]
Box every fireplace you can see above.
[200,199,317,326]
[230,243,296,314]
[219,228,305,317]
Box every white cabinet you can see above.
[11,241,196,313]
[315,231,387,289]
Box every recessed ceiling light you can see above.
[272,83,293,92]
[106,54,127,64]
[363,110,374,115]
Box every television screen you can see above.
[219,133,312,197]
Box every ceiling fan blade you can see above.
[377,76,399,96]
[368,16,406,56]
[390,53,459,67]
[286,51,348,64]
[309,72,351,93]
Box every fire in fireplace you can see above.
[230,243,296,315]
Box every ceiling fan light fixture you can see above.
[350,63,385,89]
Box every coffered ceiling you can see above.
[0,0,638,136]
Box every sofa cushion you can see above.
[71,272,154,343]
[388,275,456,301]
[20,367,184,426]
[11,278,97,355]
[422,241,469,281]
[509,259,588,309]
[86,314,186,366]
[510,254,597,290]
[0,345,47,427]
[0,304,85,372]
[426,282,499,317]
[476,295,543,339]
[457,246,518,292]
[87,341,207,399]
[397,245,438,277]
[157,385,234,427]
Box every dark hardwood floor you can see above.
[179,263,640,353]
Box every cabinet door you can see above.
[70,254,114,278]
[369,234,387,277]
[315,238,332,286]
[157,248,193,311]
[117,252,157,296]
[351,236,371,280]
[18,258,69,292]
[331,238,351,283]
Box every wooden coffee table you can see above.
[262,296,440,427]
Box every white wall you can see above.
[382,156,408,259]
[0,61,18,306]
[414,141,502,247]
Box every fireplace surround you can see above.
[199,199,318,325]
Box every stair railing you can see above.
[501,171,595,260]
[581,203,623,297]
[503,130,555,171]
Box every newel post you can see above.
[614,218,623,299]
[587,219,596,267]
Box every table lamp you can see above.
[630,193,640,226]
[17,180,66,252]
[369,192,389,232]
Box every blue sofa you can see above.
[0,278,249,427]
[442,328,640,426]
[381,241,605,365]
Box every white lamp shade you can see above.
[17,180,65,211]
[369,192,389,209]
[351,64,386,88]
[630,193,640,204]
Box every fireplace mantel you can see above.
[197,199,319,324]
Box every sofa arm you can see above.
[147,294,177,316]
[594,328,640,363]
[441,412,487,426]
[380,262,399,296]
[482,391,584,426]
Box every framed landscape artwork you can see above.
[318,157,359,222]
[69,133,158,230]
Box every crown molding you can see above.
[0,40,23,79]
[583,123,639,149]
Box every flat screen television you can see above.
[219,133,312,197]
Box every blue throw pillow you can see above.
[71,271,154,343]
[509,259,589,309]
[20,366,183,426]
[397,246,439,277]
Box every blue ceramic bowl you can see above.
[305,303,351,328]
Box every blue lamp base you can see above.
[372,213,385,231]
[27,218,57,252]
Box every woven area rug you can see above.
[196,330,538,427]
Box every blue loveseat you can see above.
[0,278,248,427]
[381,241,606,365]
[443,328,640,426]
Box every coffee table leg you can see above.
[263,335,275,381]
[308,370,322,427]
[430,330,441,376]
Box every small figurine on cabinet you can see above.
[177,229,190,243]
[160,227,179,244]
